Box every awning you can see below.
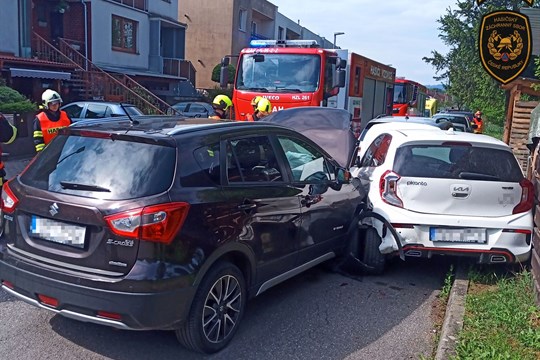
[9,68,71,80]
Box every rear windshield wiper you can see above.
[60,181,111,192]
[457,172,501,181]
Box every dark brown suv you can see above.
[0,111,362,353]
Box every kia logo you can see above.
[451,184,471,199]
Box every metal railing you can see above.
[163,57,196,85]
[32,33,173,115]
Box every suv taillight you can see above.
[513,179,534,214]
[379,170,403,207]
[105,202,190,244]
[1,181,19,213]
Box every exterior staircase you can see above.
[32,33,175,115]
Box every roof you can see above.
[384,128,509,148]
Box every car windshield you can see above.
[393,144,523,181]
[21,134,176,200]
[236,53,321,92]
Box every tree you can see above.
[211,63,235,85]
[423,1,538,128]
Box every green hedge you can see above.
[0,86,36,113]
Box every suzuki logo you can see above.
[451,184,471,199]
[49,203,59,216]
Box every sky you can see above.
[270,0,457,85]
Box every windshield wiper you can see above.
[60,181,111,192]
[57,146,85,165]
[239,87,269,92]
[275,88,303,93]
[457,172,500,181]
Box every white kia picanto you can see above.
[353,126,533,274]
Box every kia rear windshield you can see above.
[393,145,523,182]
[21,134,176,200]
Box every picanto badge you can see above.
[478,10,532,84]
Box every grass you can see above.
[440,264,455,301]
[482,121,504,140]
[453,269,540,360]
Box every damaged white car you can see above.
[353,126,533,274]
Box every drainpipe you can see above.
[81,0,88,70]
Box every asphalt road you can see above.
[0,258,451,360]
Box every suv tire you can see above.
[176,261,246,353]
[361,228,386,275]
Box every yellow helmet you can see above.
[250,96,263,107]
[212,94,232,111]
[41,89,63,109]
[256,98,272,113]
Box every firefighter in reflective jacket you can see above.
[210,94,233,120]
[246,98,272,121]
[33,89,71,152]
[472,111,484,134]
[245,96,262,121]
[0,112,17,186]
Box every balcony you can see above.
[163,58,196,85]
[250,33,270,41]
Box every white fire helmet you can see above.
[42,89,63,109]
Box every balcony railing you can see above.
[163,58,196,85]
[250,33,270,40]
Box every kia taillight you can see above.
[379,170,403,207]
[105,202,190,244]
[1,181,19,213]
[513,179,534,214]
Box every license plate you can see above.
[430,227,487,244]
[30,216,86,248]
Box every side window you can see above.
[227,136,283,183]
[189,104,206,114]
[85,104,108,119]
[192,143,221,185]
[62,104,83,119]
[360,133,392,167]
[277,136,331,182]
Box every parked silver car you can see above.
[61,101,144,122]
[168,101,216,117]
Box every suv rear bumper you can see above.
[0,259,196,330]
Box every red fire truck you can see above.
[229,39,345,120]
[228,40,395,134]
[392,77,427,116]
[333,49,396,135]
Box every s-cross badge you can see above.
[49,203,59,217]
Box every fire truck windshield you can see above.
[236,54,321,93]
[393,83,407,104]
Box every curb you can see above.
[435,266,469,360]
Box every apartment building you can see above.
[0,0,197,111]
[182,0,332,89]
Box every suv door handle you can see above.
[301,195,321,207]
[237,203,257,211]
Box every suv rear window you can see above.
[394,144,523,182]
[21,134,176,200]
